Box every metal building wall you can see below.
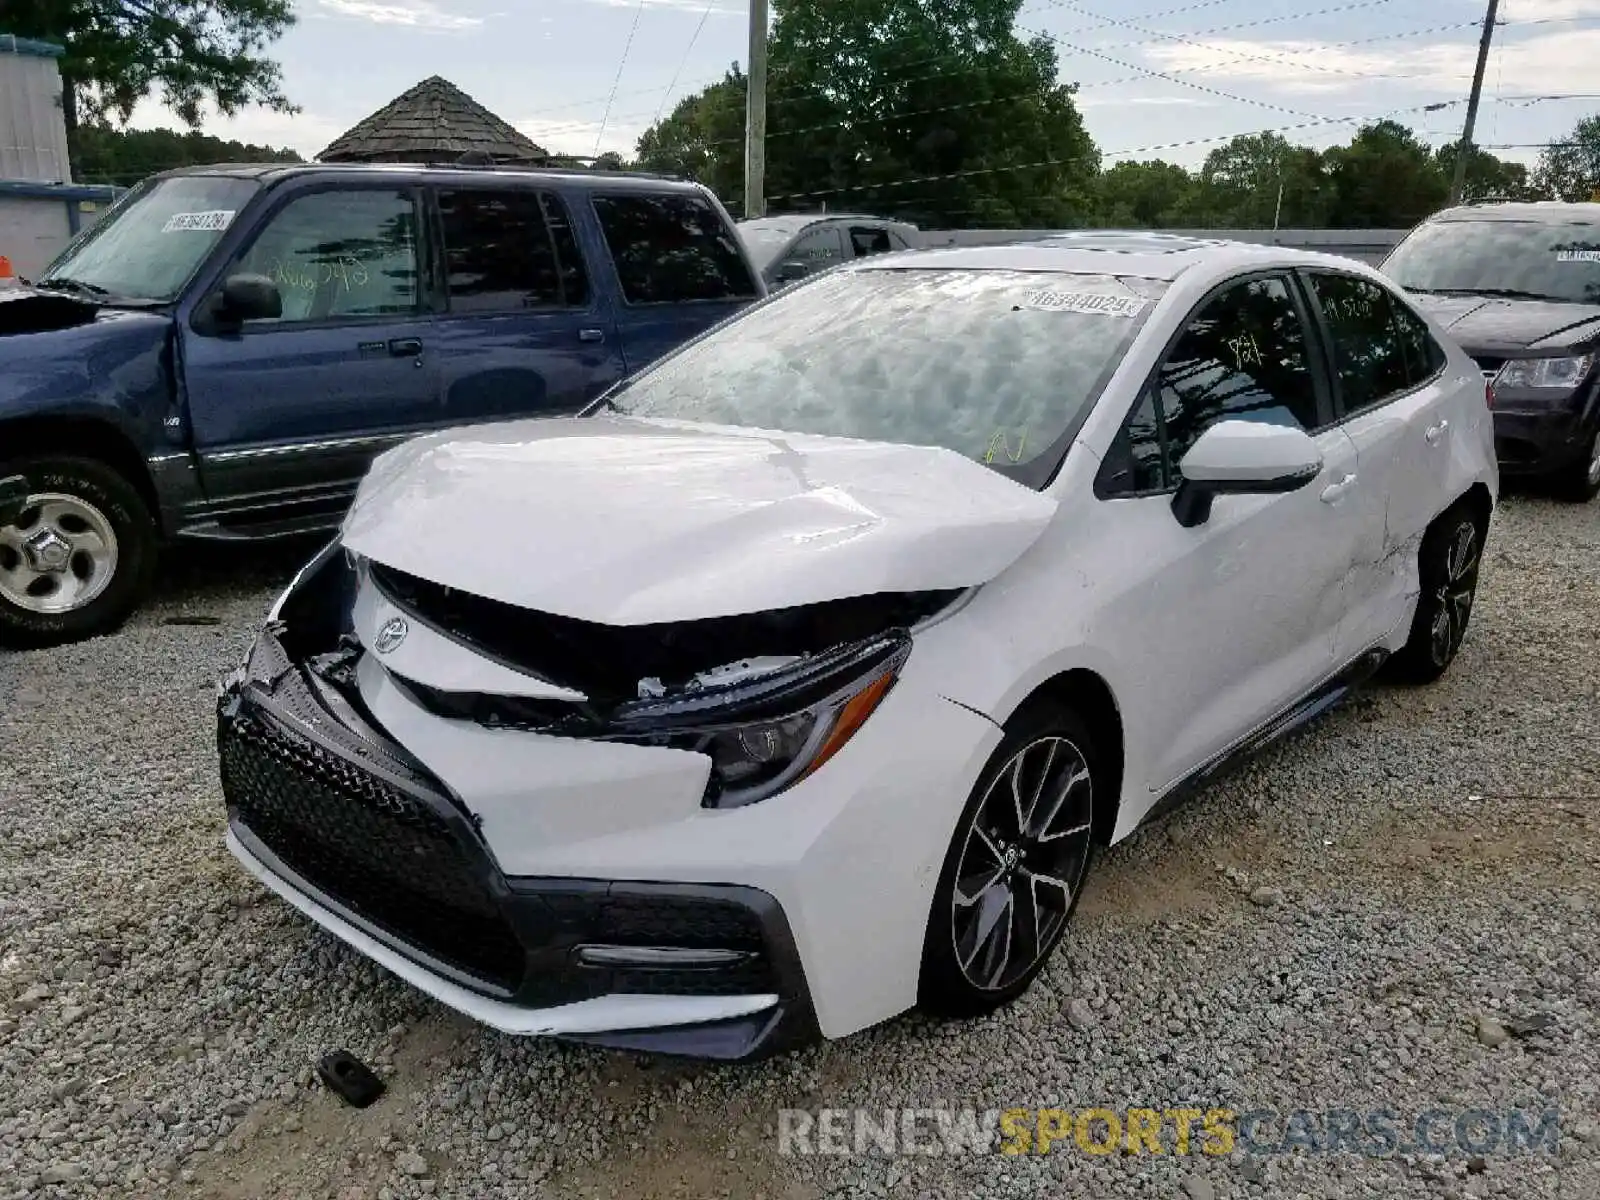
[0,35,72,184]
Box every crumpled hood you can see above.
[1409,294,1600,354]
[342,416,1059,624]
[0,283,102,336]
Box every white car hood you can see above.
[341,416,1057,625]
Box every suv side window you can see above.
[1306,272,1410,414]
[850,226,894,258]
[1100,275,1321,495]
[591,192,757,304]
[233,188,421,323]
[437,188,585,313]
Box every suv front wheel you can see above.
[0,456,157,649]
[1552,426,1600,503]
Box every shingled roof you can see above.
[318,76,550,166]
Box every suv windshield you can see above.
[1384,217,1600,306]
[606,267,1164,481]
[41,174,260,303]
[737,219,809,272]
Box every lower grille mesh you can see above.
[221,705,525,992]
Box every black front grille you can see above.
[220,702,526,993]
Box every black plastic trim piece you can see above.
[1140,646,1390,828]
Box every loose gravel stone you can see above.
[1247,885,1284,907]
[1,498,1597,1200]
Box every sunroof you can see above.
[1036,231,1218,254]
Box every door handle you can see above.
[1320,473,1357,504]
[577,328,605,343]
[1425,419,1450,444]
[387,337,424,359]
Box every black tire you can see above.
[1550,427,1600,503]
[918,699,1101,1018]
[0,455,157,650]
[1386,500,1486,685]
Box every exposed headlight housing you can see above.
[606,635,910,808]
[1493,354,1594,391]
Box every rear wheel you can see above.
[0,456,157,649]
[918,700,1100,1018]
[1550,427,1600,503]
[1386,501,1485,685]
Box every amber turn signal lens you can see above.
[796,670,898,784]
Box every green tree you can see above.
[3,0,296,146]
[1324,121,1447,227]
[1092,160,1195,227]
[69,123,300,185]
[634,0,1097,228]
[635,69,750,203]
[1188,133,1329,229]
[1434,140,1537,202]
[1534,115,1600,202]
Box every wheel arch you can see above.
[1004,667,1126,847]
[1458,481,1493,532]
[0,416,160,523]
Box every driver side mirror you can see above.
[211,272,282,327]
[1171,420,1323,528]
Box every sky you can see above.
[127,0,1600,173]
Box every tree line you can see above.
[11,0,1600,230]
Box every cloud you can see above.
[514,117,647,159]
[1505,0,1600,17]
[125,99,350,160]
[577,0,740,13]
[315,0,483,30]
[1140,29,1600,98]
[1075,94,1217,110]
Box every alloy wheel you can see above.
[0,492,121,615]
[950,735,1094,992]
[1428,519,1480,667]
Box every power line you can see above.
[652,0,718,128]
[563,14,1481,147]
[592,0,648,156]
[765,98,1462,203]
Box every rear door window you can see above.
[437,188,589,313]
[849,226,895,258]
[1306,273,1412,416]
[591,192,757,304]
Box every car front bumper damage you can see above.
[216,628,819,1061]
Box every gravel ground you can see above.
[1,494,1597,1200]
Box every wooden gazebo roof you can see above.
[318,76,550,166]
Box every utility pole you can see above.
[744,0,769,219]
[1450,0,1500,206]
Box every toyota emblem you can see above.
[373,616,409,654]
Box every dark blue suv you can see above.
[0,163,764,647]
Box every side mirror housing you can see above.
[212,273,282,326]
[1171,419,1323,528]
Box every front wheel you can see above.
[1551,427,1600,503]
[1386,501,1485,685]
[0,456,157,649]
[918,700,1100,1018]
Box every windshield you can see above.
[1384,218,1600,306]
[737,220,806,271]
[41,175,260,302]
[606,267,1164,478]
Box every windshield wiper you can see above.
[1415,286,1575,304]
[34,277,111,298]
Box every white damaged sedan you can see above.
[218,234,1498,1060]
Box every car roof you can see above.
[738,213,914,234]
[148,161,705,192]
[1429,200,1600,223]
[851,231,1346,282]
